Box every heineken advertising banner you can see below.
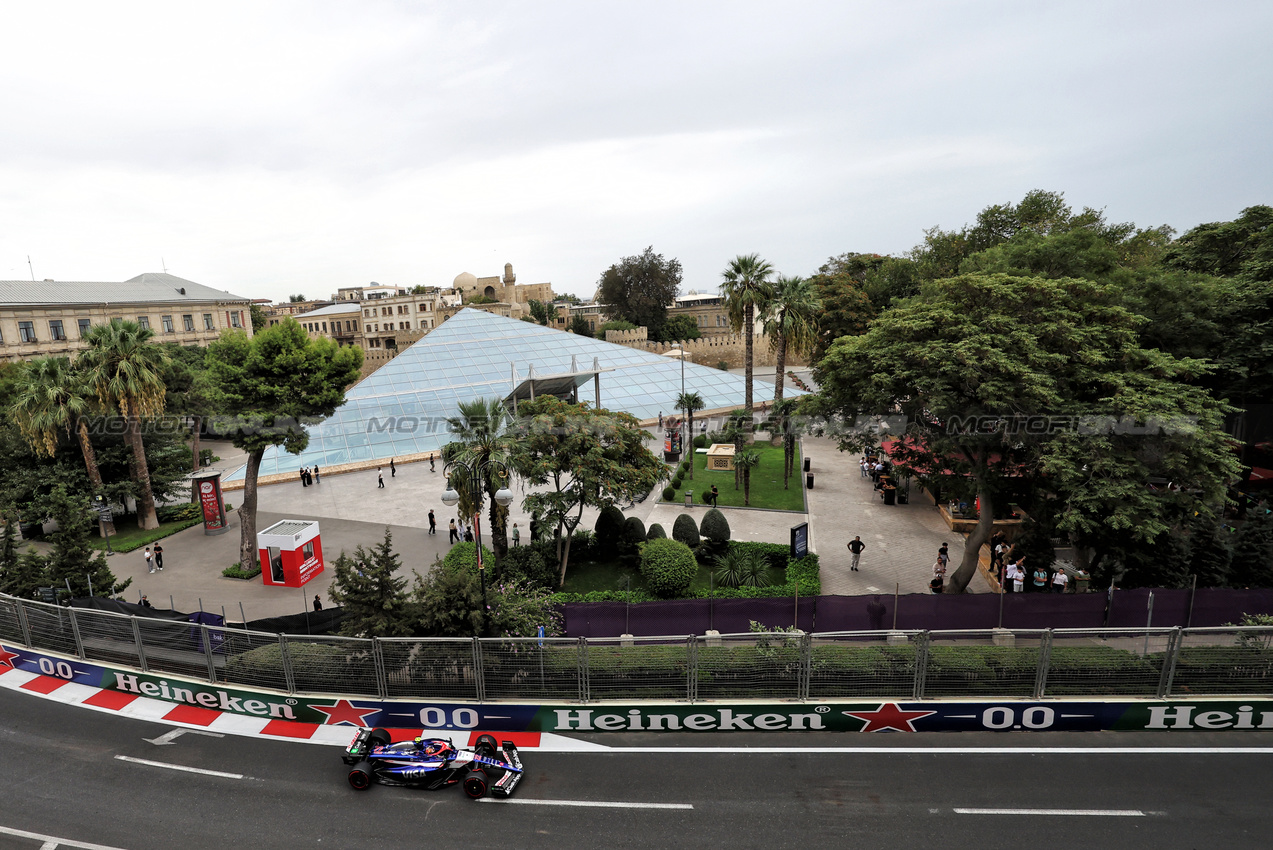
[4,642,1272,733]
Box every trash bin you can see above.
[883,486,896,505]
[684,490,693,507]
[803,457,811,473]
[805,473,814,489]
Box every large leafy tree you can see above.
[812,272,1241,592]
[443,397,516,562]
[598,247,683,337]
[78,320,171,530]
[807,254,877,364]
[43,484,129,599]
[510,396,667,585]
[205,319,363,570]
[160,344,222,474]
[763,275,820,401]
[720,253,774,417]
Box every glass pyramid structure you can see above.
[235,307,804,477]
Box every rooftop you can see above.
[0,273,251,307]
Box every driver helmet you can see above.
[414,738,449,757]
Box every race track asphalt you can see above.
[2,686,1272,850]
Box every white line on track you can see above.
[114,754,244,779]
[954,808,1149,817]
[477,798,693,810]
[553,746,1273,755]
[0,824,128,850]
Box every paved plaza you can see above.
[46,420,978,621]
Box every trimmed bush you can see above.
[619,516,647,565]
[680,461,691,475]
[693,434,708,449]
[441,541,496,575]
[672,475,683,488]
[594,505,625,549]
[157,503,201,522]
[498,545,556,589]
[662,486,676,501]
[700,508,731,553]
[639,538,699,598]
[647,523,667,540]
[672,513,700,548]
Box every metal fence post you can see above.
[687,635,699,703]
[798,632,812,702]
[578,637,589,704]
[279,635,296,694]
[372,638,388,700]
[16,600,33,648]
[472,638,485,703]
[1033,630,1053,699]
[1157,627,1182,698]
[200,625,216,683]
[132,616,149,673]
[913,632,930,701]
[67,608,86,660]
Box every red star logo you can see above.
[844,703,937,732]
[311,699,381,727]
[0,647,19,668]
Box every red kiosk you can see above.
[257,519,325,588]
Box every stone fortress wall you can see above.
[604,326,807,370]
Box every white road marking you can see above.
[954,808,1148,817]
[0,824,129,850]
[114,754,244,779]
[144,728,225,746]
[535,745,1273,755]
[477,798,693,810]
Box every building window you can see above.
[203,313,214,330]
[183,314,194,331]
[322,322,328,333]
[78,319,92,337]
[365,324,371,333]
[49,320,66,340]
[19,321,36,342]
[230,312,242,328]
[137,316,150,330]
[0,326,4,344]
[162,315,174,333]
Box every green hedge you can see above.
[640,538,698,598]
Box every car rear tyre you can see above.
[368,728,392,749]
[348,761,373,790]
[462,770,488,799]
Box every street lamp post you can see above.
[440,459,514,637]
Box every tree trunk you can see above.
[76,419,114,537]
[772,334,787,402]
[190,414,202,475]
[488,490,508,563]
[686,410,694,480]
[947,487,994,593]
[744,468,751,506]
[743,306,754,415]
[126,401,160,530]
[239,449,264,570]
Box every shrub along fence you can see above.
[2,593,1272,703]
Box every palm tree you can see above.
[444,397,516,562]
[11,356,106,490]
[674,391,704,479]
[79,320,170,530]
[763,276,821,402]
[735,448,761,506]
[720,254,775,418]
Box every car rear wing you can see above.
[490,741,523,798]
[342,727,373,764]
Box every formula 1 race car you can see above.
[342,727,524,799]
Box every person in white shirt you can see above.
[1051,569,1070,593]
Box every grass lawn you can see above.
[661,439,806,511]
[88,518,203,553]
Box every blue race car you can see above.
[342,727,524,799]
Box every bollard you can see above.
[806,472,814,489]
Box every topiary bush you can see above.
[647,523,667,540]
[618,516,647,566]
[594,505,625,549]
[639,538,699,598]
[700,508,731,554]
[662,486,676,501]
[441,541,496,574]
[680,461,691,475]
[693,434,708,449]
[672,513,700,548]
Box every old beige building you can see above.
[0,272,253,363]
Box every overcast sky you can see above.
[2,1,1269,303]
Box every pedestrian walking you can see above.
[300,468,308,487]
[390,458,396,477]
[153,543,164,571]
[428,509,436,535]
[708,485,719,507]
[140,595,152,608]
[448,518,458,543]
[313,465,321,483]
[658,411,664,428]
[937,543,949,569]
[378,468,384,489]
[512,523,521,546]
[464,526,474,543]
[430,455,436,472]
[929,574,945,593]
[144,547,154,573]
[847,536,865,571]
[313,595,323,611]
[1031,565,1050,592]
